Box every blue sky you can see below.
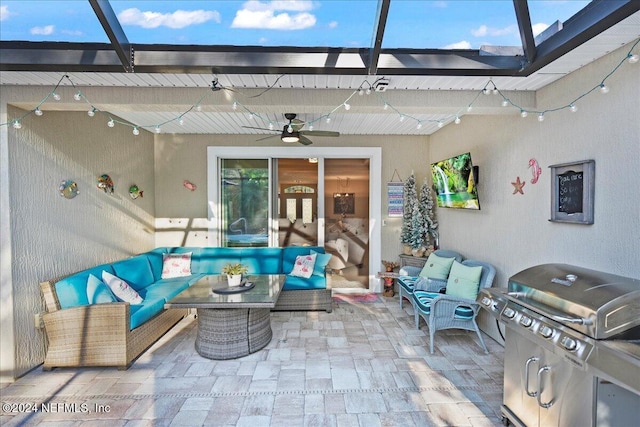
[0,1,590,49]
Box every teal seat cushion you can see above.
[413,290,474,319]
[86,274,117,304]
[398,276,418,293]
[55,264,115,309]
[241,247,282,274]
[283,274,326,290]
[446,261,483,300]
[112,255,155,291]
[146,248,168,281]
[140,278,191,303]
[129,298,166,330]
[311,250,332,277]
[419,253,456,280]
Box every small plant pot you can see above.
[227,274,242,287]
[403,245,412,255]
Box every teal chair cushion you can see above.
[413,290,474,319]
[112,255,155,291]
[55,264,115,309]
[129,298,166,330]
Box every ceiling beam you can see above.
[512,0,537,65]
[88,0,133,72]
[368,0,391,76]
[519,0,639,75]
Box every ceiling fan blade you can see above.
[256,134,279,142]
[298,135,313,145]
[300,130,340,137]
[291,119,305,130]
[242,126,278,132]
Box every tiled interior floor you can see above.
[1,295,504,426]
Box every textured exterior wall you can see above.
[428,42,640,342]
[1,105,155,380]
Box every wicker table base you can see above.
[195,307,272,360]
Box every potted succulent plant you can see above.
[222,262,249,287]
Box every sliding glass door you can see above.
[220,159,269,247]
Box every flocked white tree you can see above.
[400,173,417,247]
[419,178,438,247]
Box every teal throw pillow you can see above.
[86,274,117,304]
[445,261,483,300]
[419,253,456,280]
[311,250,332,277]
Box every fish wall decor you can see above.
[97,174,114,194]
[183,180,197,191]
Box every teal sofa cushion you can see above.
[140,277,198,302]
[311,250,332,277]
[55,264,115,309]
[146,248,168,281]
[129,298,166,329]
[283,274,326,290]
[241,247,282,274]
[198,247,243,274]
[112,255,155,291]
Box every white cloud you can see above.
[532,23,549,37]
[118,8,221,29]
[0,5,12,21]
[30,25,54,35]
[328,21,338,29]
[471,24,517,38]
[232,1,317,30]
[443,40,471,49]
[61,29,84,37]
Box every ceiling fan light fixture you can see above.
[282,134,300,143]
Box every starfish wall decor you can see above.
[511,176,526,195]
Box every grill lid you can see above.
[508,264,640,339]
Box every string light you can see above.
[3,40,637,135]
[132,127,139,136]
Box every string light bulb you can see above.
[538,113,545,122]
[34,108,43,116]
[73,92,82,101]
[195,104,202,112]
[132,127,139,136]
[155,126,161,134]
[399,114,405,122]
[628,53,639,63]
[326,116,331,124]
[287,124,293,133]
[416,122,422,129]
[454,116,461,124]
[87,108,96,117]
[232,101,238,110]
[52,92,61,101]
[599,84,609,94]
[520,110,528,118]
[343,102,351,110]
[501,99,509,107]
[12,120,21,129]
[308,124,314,131]
[268,122,274,130]
[437,121,444,128]
[107,119,115,128]
[569,104,578,112]
[178,117,184,126]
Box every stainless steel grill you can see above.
[478,263,640,427]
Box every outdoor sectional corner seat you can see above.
[39,246,331,370]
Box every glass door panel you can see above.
[221,159,269,247]
[277,158,318,246]
[324,159,370,287]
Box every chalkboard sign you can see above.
[550,160,595,224]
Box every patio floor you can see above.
[1,294,504,426]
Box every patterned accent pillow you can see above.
[161,252,192,279]
[102,271,144,305]
[289,253,317,279]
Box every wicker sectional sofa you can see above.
[40,246,332,370]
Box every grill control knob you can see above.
[519,316,533,328]
[561,336,578,351]
[539,325,554,339]
[481,297,492,306]
[503,308,516,319]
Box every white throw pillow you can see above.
[161,252,192,278]
[102,271,143,305]
[289,253,317,279]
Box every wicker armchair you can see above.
[412,260,496,354]
[397,249,463,310]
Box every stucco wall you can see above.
[1,106,155,380]
[429,42,640,342]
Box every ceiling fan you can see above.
[242,113,340,145]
